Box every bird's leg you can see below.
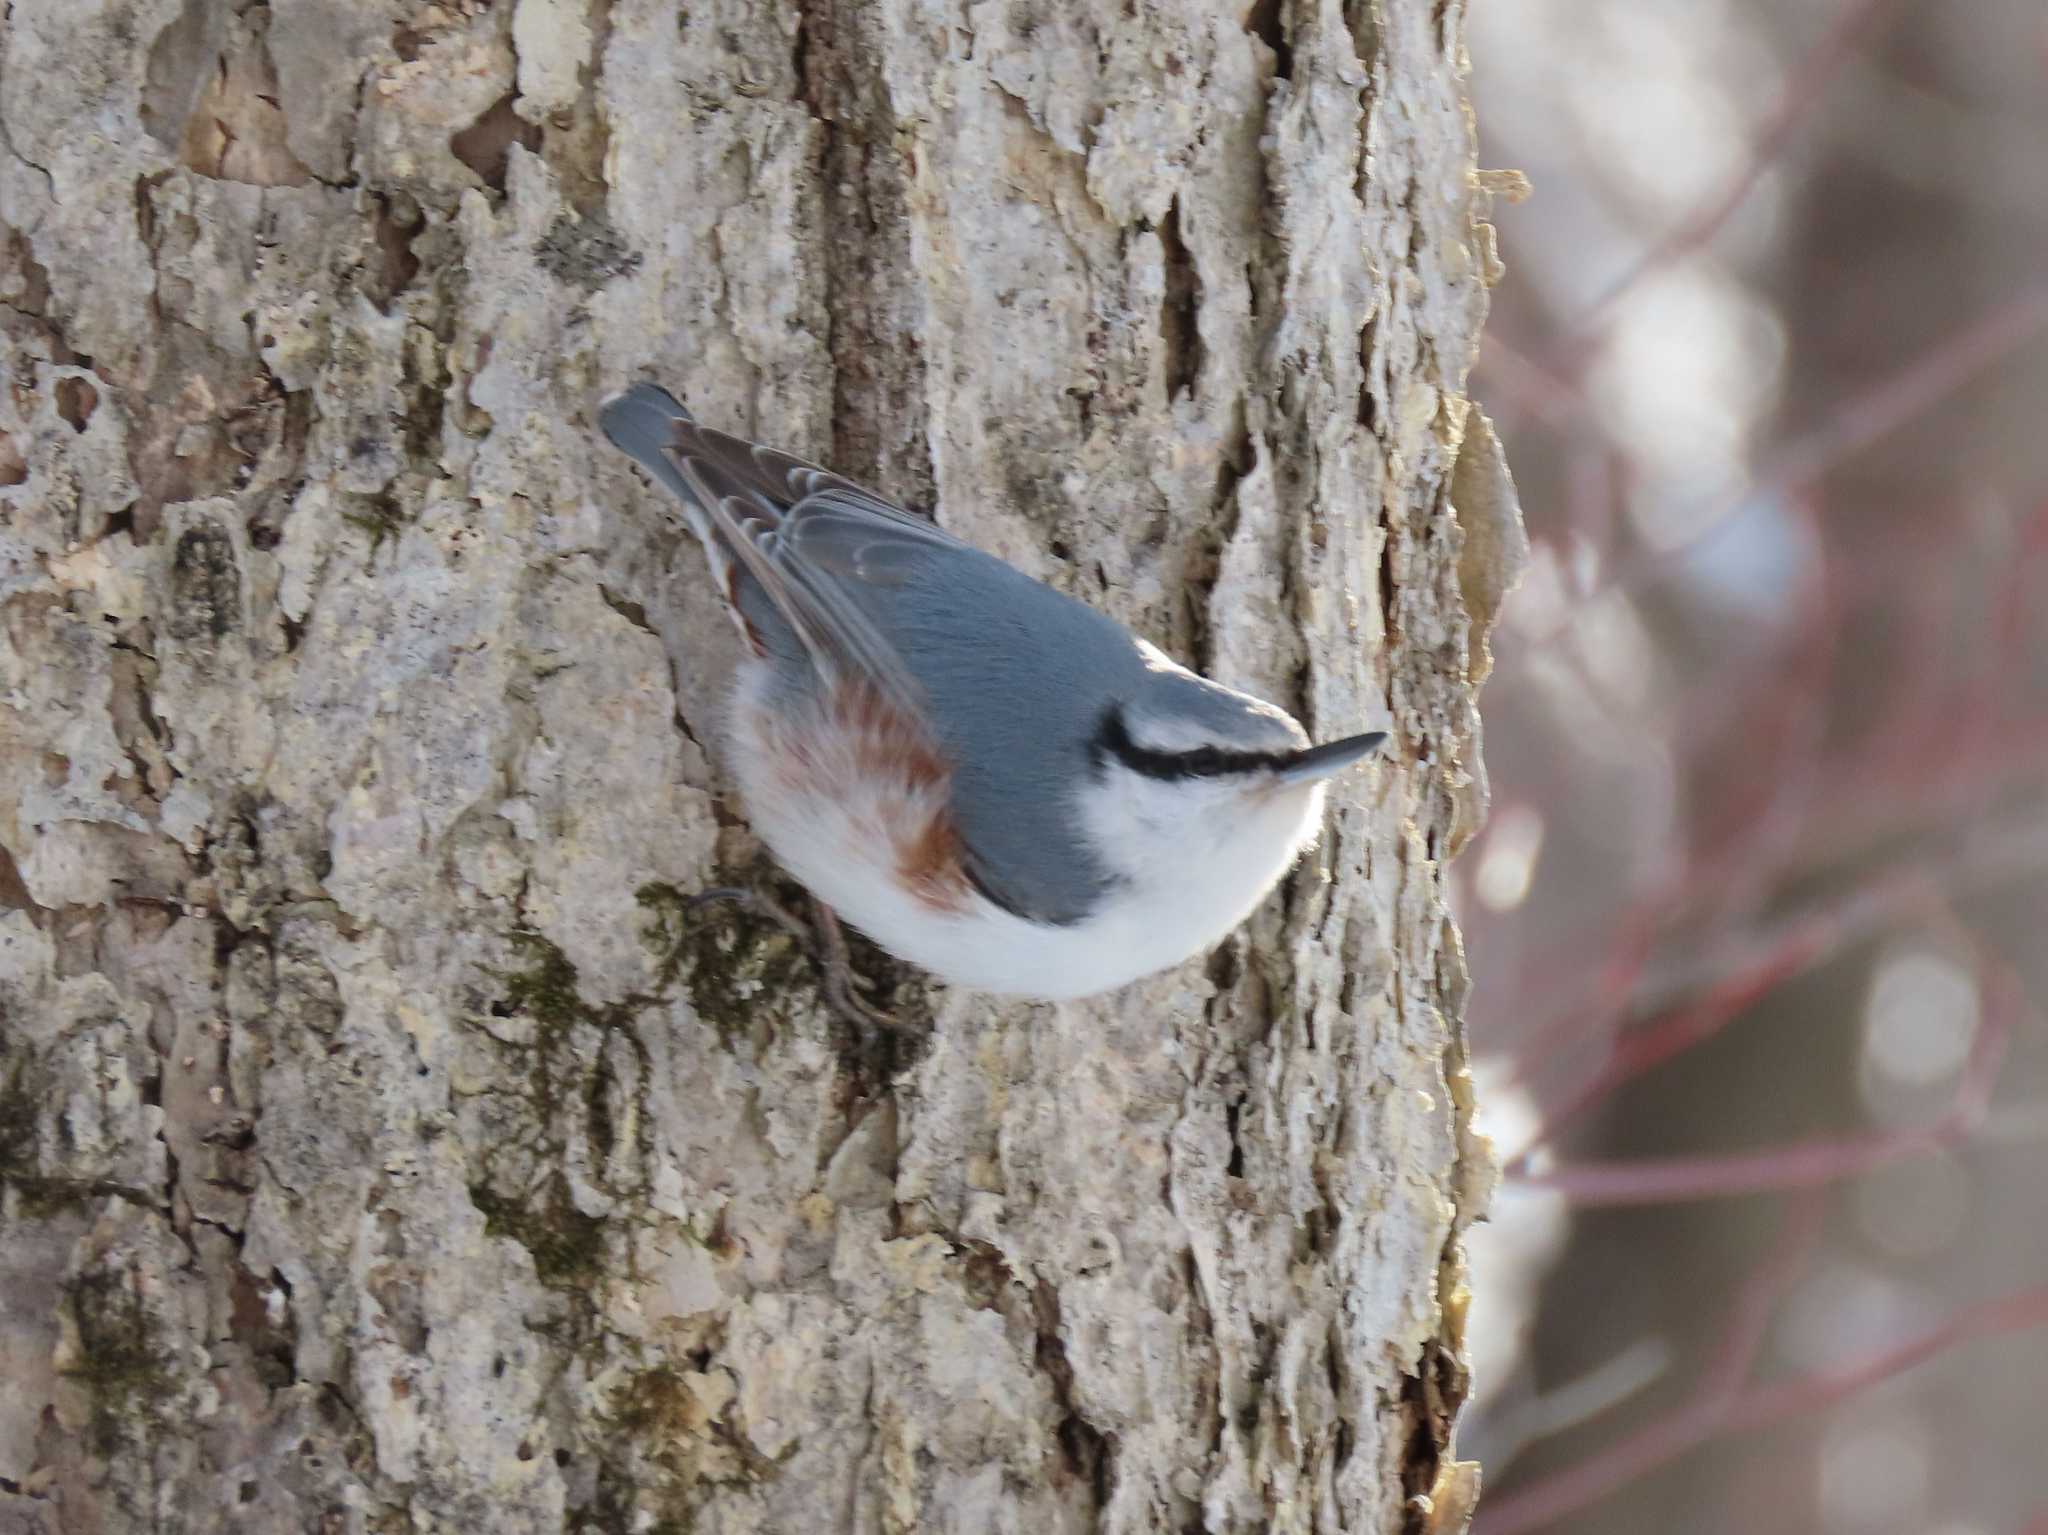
[687,885,810,939]
[806,898,909,1034]
[686,886,905,1033]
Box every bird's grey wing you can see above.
[748,493,1125,924]
[624,391,965,559]
[734,488,1121,923]
[623,399,954,717]
[838,547,1143,926]
[606,386,1119,924]
[775,489,974,583]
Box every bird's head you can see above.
[1075,645,1386,931]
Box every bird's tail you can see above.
[602,380,810,662]
[599,382,705,515]
[599,380,768,649]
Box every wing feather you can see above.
[655,426,958,721]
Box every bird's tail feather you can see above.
[600,381,776,652]
[598,382,706,516]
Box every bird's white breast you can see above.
[724,667,1324,1000]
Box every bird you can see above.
[599,382,1386,1009]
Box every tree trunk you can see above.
[0,0,1516,1530]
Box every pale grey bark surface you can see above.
[0,0,1517,1530]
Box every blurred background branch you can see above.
[1457,1,2048,1530]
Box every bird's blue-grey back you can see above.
[854,552,1147,922]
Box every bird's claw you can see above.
[804,897,909,1034]
[688,885,908,1033]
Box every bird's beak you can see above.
[1273,731,1388,786]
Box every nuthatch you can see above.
[600,383,1385,1003]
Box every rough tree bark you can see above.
[0,0,1519,1530]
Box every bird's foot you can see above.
[687,886,907,1033]
[803,899,910,1034]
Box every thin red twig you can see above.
[1508,920,1830,1169]
[1571,0,1904,339]
[1514,964,2013,1206]
[1475,1196,1823,1535]
[1499,555,1836,1086]
[1500,285,2048,660]
[1699,1192,1830,1405]
[1504,815,2048,1169]
[1474,333,1585,432]
[1723,1283,2048,1429]
[1755,287,2048,498]
[1474,1282,2048,1535]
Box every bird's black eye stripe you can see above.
[1092,706,1293,781]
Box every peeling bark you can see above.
[0,0,1517,1530]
